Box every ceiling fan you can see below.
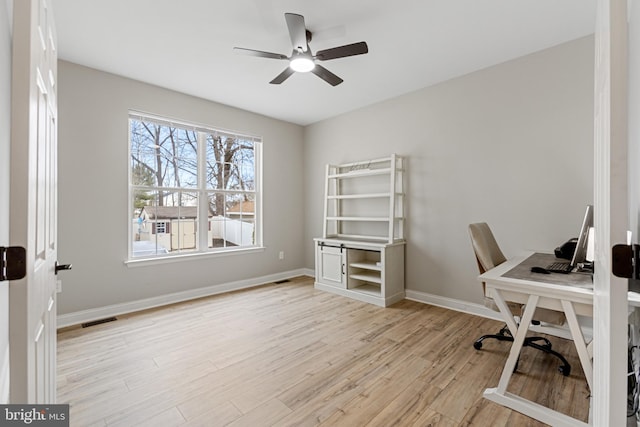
[234,13,368,86]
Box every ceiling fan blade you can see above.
[285,13,308,52]
[233,47,288,60]
[311,65,343,86]
[270,67,295,84]
[315,41,369,61]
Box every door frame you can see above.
[592,0,630,425]
[0,0,13,405]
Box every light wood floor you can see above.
[57,276,590,426]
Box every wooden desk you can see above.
[478,252,594,427]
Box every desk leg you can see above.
[493,291,540,393]
[490,289,520,338]
[561,299,593,391]
[484,292,590,427]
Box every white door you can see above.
[0,0,13,405]
[9,0,59,403]
[592,0,630,425]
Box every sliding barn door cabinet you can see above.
[314,154,406,307]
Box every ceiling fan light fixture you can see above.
[234,13,368,85]
[290,56,315,72]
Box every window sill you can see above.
[124,246,266,268]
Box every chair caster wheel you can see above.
[473,341,482,350]
[559,365,571,376]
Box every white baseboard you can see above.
[405,288,503,321]
[57,268,309,329]
[0,345,8,404]
[405,288,593,341]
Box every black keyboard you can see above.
[546,261,573,274]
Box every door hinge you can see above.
[0,246,27,281]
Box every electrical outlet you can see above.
[279,251,285,260]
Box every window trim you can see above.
[124,246,266,268]
[127,111,263,261]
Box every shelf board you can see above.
[327,193,391,199]
[326,216,390,222]
[331,156,395,169]
[331,234,394,243]
[326,217,404,222]
[350,261,382,271]
[350,283,382,296]
[328,168,391,179]
[349,273,382,284]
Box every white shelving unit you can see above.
[315,154,406,307]
[323,154,405,244]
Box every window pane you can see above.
[235,139,256,191]
[205,134,254,190]
[130,120,198,189]
[132,190,169,257]
[132,190,198,257]
[207,192,255,248]
[167,128,198,188]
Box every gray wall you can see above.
[304,36,594,305]
[57,61,305,315]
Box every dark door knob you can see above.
[55,262,72,274]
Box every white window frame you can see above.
[127,111,263,265]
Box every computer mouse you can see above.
[531,266,551,274]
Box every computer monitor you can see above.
[571,204,594,267]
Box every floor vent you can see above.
[274,279,290,284]
[82,317,117,328]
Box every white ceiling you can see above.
[50,0,596,126]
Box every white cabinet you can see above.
[314,237,405,307]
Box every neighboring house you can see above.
[226,200,255,221]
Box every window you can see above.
[129,113,261,259]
